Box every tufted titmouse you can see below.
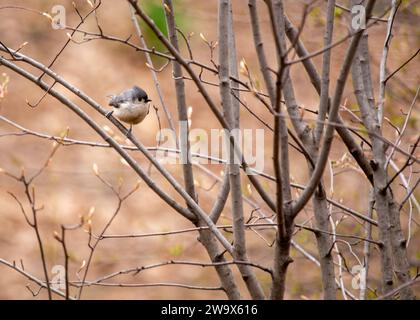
[106,85,151,133]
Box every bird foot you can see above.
[105,110,114,119]
[126,125,133,137]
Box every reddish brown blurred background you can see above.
[0,0,419,299]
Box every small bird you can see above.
[107,85,151,134]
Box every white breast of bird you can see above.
[113,101,150,125]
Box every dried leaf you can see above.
[199,33,207,43]
[78,260,86,273]
[247,184,252,196]
[87,206,95,220]
[17,42,28,51]
[53,231,61,241]
[120,158,129,167]
[187,106,193,119]
[42,12,53,21]
[163,3,171,13]
[239,58,248,76]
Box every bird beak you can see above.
[107,94,117,107]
